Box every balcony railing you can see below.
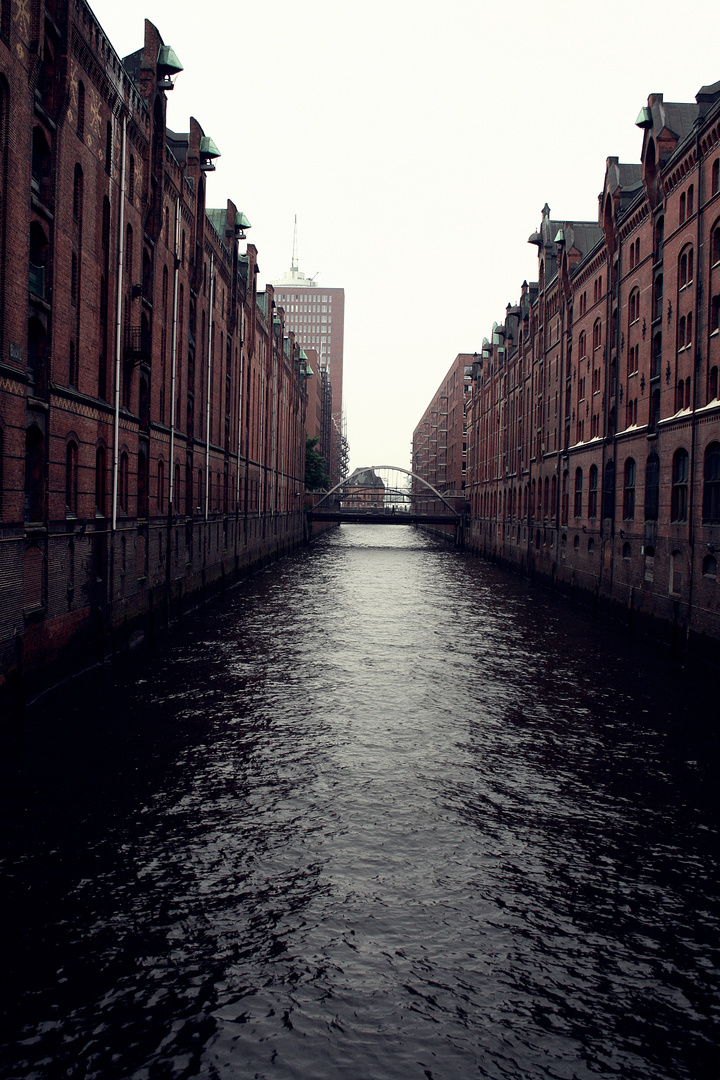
[124,325,152,363]
[29,263,46,299]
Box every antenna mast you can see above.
[291,215,298,272]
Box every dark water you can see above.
[1,526,719,1080]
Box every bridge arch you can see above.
[313,465,460,518]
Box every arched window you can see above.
[676,378,685,412]
[702,553,717,578]
[711,296,720,335]
[543,476,549,518]
[65,440,78,515]
[679,247,693,288]
[679,191,686,225]
[593,319,602,352]
[622,542,632,560]
[128,154,135,203]
[579,331,586,360]
[702,442,720,523]
[713,159,720,196]
[588,464,598,518]
[629,288,640,325]
[671,448,689,522]
[602,459,615,518]
[688,184,694,217]
[709,366,719,402]
[574,467,583,518]
[712,224,720,266]
[623,458,636,520]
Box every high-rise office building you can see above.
[272,226,347,484]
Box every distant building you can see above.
[341,468,385,508]
[272,226,347,486]
[412,355,475,499]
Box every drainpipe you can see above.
[168,197,180,515]
[111,113,127,532]
[205,252,215,520]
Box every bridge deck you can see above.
[308,511,459,526]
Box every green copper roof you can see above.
[299,348,308,360]
[635,106,652,128]
[157,45,183,74]
[199,136,220,159]
[235,212,251,230]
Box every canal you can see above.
[1,525,719,1080]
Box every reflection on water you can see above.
[1,526,719,1080]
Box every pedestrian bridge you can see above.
[306,466,465,542]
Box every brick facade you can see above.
[0,1,309,708]
[424,82,720,656]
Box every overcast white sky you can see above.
[95,0,719,472]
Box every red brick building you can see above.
[412,353,474,503]
[0,2,308,707]
[460,82,720,654]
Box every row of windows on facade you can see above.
[16,430,249,524]
[475,444,720,526]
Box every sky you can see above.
[93,0,720,473]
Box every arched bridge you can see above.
[306,466,466,545]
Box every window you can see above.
[671,448,689,522]
[602,459,615,518]
[679,192,686,225]
[24,426,44,522]
[629,288,640,325]
[703,442,720,523]
[676,378,685,412]
[654,274,663,321]
[623,542,632,560]
[138,449,148,518]
[574,468,583,518]
[158,459,165,513]
[713,159,720,196]
[709,367,719,401]
[623,458,636,520]
[95,446,106,516]
[579,331,586,360]
[65,441,78,515]
[593,319,602,352]
[670,549,683,595]
[713,225,720,266]
[105,120,112,174]
[73,163,83,221]
[128,154,135,203]
[702,553,717,578]
[77,81,85,138]
[679,247,693,288]
[588,464,598,518]
[688,184,694,217]
[711,296,720,335]
[119,451,129,513]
